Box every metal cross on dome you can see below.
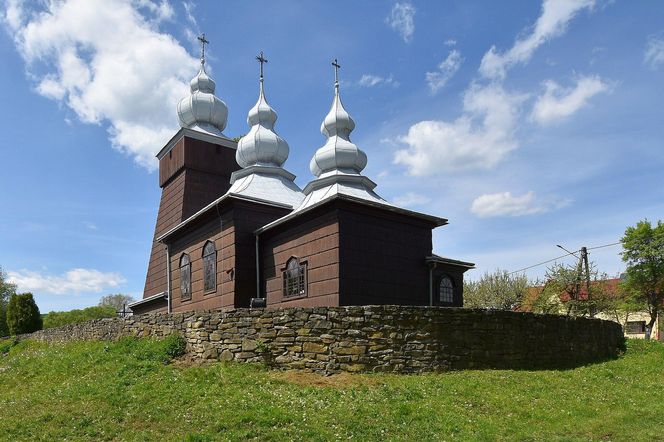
[256,51,268,79]
[198,33,209,64]
[332,58,341,84]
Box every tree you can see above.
[529,262,617,317]
[98,294,135,312]
[6,293,42,335]
[0,266,17,337]
[463,269,529,310]
[621,219,664,340]
[601,280,648,325]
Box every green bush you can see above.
[0,266,17,338]
[6,293,42,335]
[163,333,187,359]
[0,338,18,354]
[43,305,116,329]
[0,304,8,338]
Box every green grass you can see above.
[0,338,663,441]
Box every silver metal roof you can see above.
[296,67,385,213]
[230,61,304,207]
[236,79,289,168]
[228,165,304,208]
[310,78,367,178]
[177,61,228,136]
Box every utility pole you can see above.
[557,244,582,301]
[581,246,593,317]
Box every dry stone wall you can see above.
[20,306,625,374]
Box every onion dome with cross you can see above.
[310,59,368,177]
[177,34,229,136]
[235,51,289,168]
[226,51,304,208]
[294,59,387,213]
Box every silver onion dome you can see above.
[177,34,228,136]
[236,78,289,167]
[310,77,367,178]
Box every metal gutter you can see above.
[127,291,167,309]
[425,255,476,269]
[166,243,172,313]
[255,234,261,300]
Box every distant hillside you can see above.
[42,306,116,329]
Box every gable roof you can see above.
[255,192,447,235]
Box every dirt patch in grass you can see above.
[269,369,382,388]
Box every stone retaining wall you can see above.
[19,306,625,374]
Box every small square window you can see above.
[625,321,646,334]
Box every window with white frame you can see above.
[439,276,454,304]
[283,257,307,298]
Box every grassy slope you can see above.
[0,338,662,442]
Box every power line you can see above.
[509,251,577,275]
[508,240,622,275]
[587,241,621,251]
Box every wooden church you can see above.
[130,41,473,315]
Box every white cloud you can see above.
[392,192,432,207]
[444,39,457,47]
[386,2,415,43]
[644,33,664,70]
[135,0,174,22]
[531,75,611,125]
[358,74,398,88]
[480,0,595,79]
[471,191,570,218]
[183,1,196,24]
[394,83,527,176]
[2,0,199,171]
[7,268,127,295]
[83,221,98,230]
[182,1,200,43]
[426,49,462,94]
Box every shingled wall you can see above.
[19,306,625,374]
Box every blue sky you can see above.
[1,0,663,312]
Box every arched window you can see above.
[203,241,216,292]
[283,257,307,298]
[180,254,191,300]
[439,276,454,304]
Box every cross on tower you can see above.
[256,51,268,79]
[197,33,209,64]
[332,58,341,84]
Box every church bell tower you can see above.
[141,35,240,308]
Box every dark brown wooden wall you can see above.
[143,135,240,299]
[260,210,341,308]
[168,201,289,312]
[231,203,291,308]
[170,214,234,312]
[143,170,187,297]
[337,207,434,306]
[159,136,239,188]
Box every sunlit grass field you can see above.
[0,337,662,441]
